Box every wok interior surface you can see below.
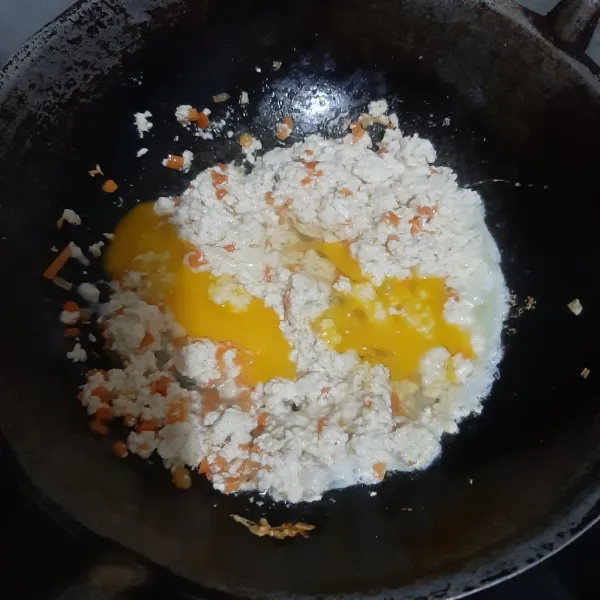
[1,0,600,597]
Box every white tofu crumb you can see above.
[182,150,194,173]
[51,246,59,253]
[68,242,90,266]
[103,232,114,240]
[78,282,100,303]
[67,343,87,363]
[567,298,583,316]
[88,241,105,257]
[273,61,282,71]
[368,99,388,118]
[239,91,249,105]
[60,310,80,325]
[134,111,153,138]
[369,491,377,497]
[255,67,261,73]
[62,209,81,226]
[89,333,97,343]
[581,368,591,379]
[227,131,234,138]
[136,148,149,158]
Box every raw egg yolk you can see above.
[105,202,296,385]
[313,244,474,381]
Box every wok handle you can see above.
[521,0,600,68]
[54,563,150,600]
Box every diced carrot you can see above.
[202,388,221,415]
[90,386,111,404]
[140,332,154,348]
[373,462,385,480]
[303,161,317,170]
[236,390,251,412]
[172,465,192,489]
[210,169,228,185]
[215,188,228,200]
[317,418,327,434]
[213,455,228,471]
[301,176,312,185]
[224,243,236,252]
[198,457,212,478]
[95,405,114,423]
[350,122,365,143]
[224,477,241,493]
[123,414,136,427]
[416,205,436,221]
[64,327,80,338]
[314,169,323,177]
[364,397,372,408]
[43,245,71,280]
[304,149,314,156]
[195,112,210,129]
[150,376,171,397]
[187,108,200,121]
[390,391,408,417]
[112,440,128,458]
[90,420,108,436]
[320,387,331,395]
[166,400,187,424]
[385,211,400,226]
[115,307,125,316]
[264,191,275,206]
[137,418,157,432]
[282,115,294,129]
[409,216,421,236]
[238,442,253,452]
[102,179,119,193]
[187,249,208,269]
[263,265,272,283]
[164,155,184,171]
[239,133,253,148]
[339,188,353,196]
[63,300,79,312]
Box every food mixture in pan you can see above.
[69,100,507,503]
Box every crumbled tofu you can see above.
[68,242,90,266]
[88,241,105,257]
[568,298,583,316]
[581,368,591,379]
[67,343,87,363]
[134,111,153,138]
[239,91,249,105]
[62,209,81,226]
[136,148,149,158]
[78,282,100,303]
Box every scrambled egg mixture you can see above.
[72,100,507,502]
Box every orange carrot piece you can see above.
[64,327,80,338]
[350,122,365,143]
[90,420,109,436]
[43,245,71,280]
[339,188,353,196]
[195,112,210,129]
[213,455,228,471]
[172,465,192,489]
[409,216,421,236]
[166,400,187,424]
[164,155,185,171]
[373,462,385,480]
[210,169,228,185]
[264,191,275,205]
[301,176,312,186]
[63,300,79,312]
[317,418,328,434]
[140,332,154,347]
[215,188,228,200]
[112,440,128,458]
[224,478,241,493]
[102,179,119,193]
[150,376,171,397]
[385,211,400,226]
[95,405,114,423]
[187,249,208,269]
[137,418,157,432]
[239,133,253,148]
[198,457,212,477]
[390,391,408,417]
[90,386,111,404]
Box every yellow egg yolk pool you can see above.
[311,244,475,381]
[104,203,296,385]
[105,203,473,387]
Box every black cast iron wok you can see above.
[1,0,600,597]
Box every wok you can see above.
[1,0,600,597]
